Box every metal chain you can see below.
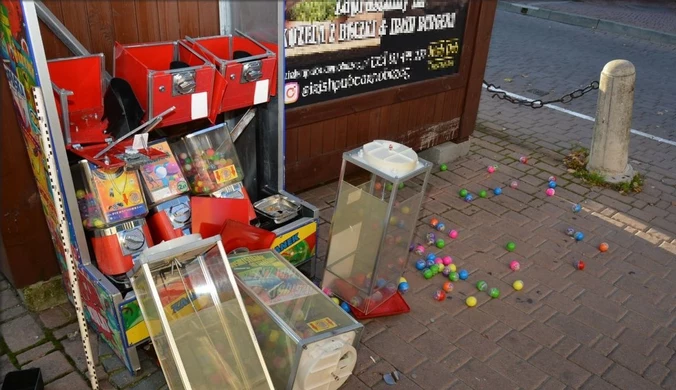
[483,80,600,109]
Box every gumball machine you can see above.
[323,141,432,317]
[71,160,153,277]
[139,140,192,243]
[228,250,363,390]
[130,235,274,389]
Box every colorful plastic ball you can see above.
[426,259,436,268]
[519,156,529,164]
[572,203,582,213]
[443,256,453,266]
[426,253,436,262]
[398,282,410,294]
[340,302,351,313]
[426,233,436,246]
[401,206,411,214]
[599,242,609,252]
[510,181,519,189]
[466,296,477,307]
[434,289,447,301]
[566,228,576,237]
[449,230,459,239]
[322,287,332,296]
[513,280,524,291]
[390,216,399,226]
[436,239,445,249]
[376,278,387,288]
[459,269,469,280]
[430,218,439,227]
[487,166,496,173]
[372,291,384,302]
[398,182,405,190]
[431,265,440,275]
[375,182,383,191]
[397,220,406,229]
[332,297,340,305]
[548,180,557,189]
[506,242,516,252]
[545,188,556,197]
[442,266,452,277]
[459,189,468,197]
[423,269,434,279]
[435,257,444,265]
[476,280,488,291]
[442,281,454,293]
[436,223,446,232]
[440,164,448,171]
[415,245,425,255]
[548,176,557,182]
[386,183,393,191]
[350,296,363,307]
[494,187,503,195]
[575,260,586,270]
[449,264,457,272]
[479,190,488,198]
[509,260,521,271]
[449,272,459,282]
[415,260,426,270]
[489,287,500,298]
[574,232,584,241]
[399,277,408,284]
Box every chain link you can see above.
[483,80,599,109]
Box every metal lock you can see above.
[172,70,197,95]
[241,60,263,83]
[120,228,146,255]
[168,202,191,228]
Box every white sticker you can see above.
[132,133,149,150]
[191,92,208,119]
[253,79,270,105]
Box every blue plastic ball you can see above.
[376,278,387,288]
[572,204,582,213]
[494,187,503,195]
[398,282,409,294]
[548,180,557,189]
[426,253,436,262]
[464,194,474,202]
[436,223,446,232]
[426,259,436,268]
[574,232,584,241]
[415,259,426,270]
[566,228,575,237]
[397,220,406,229]
[459,269,469,280]
[340,302,351,313]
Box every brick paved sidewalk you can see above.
[3,94,676,389]
[512,0,676,36]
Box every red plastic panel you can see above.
[191,197,251,239]
[149,67,215,126]
[219,219,276,254]
[91,224,153,276]
[114,43,150,112]
[147,211,184,243]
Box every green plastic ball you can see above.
[506,242,516,252]
[386,183,393,191]
[436,239,445,249]
[489,287,500,298]
[440,164,448,171]
[459,189,468,198]
[423,269,434,279]
[479,190,488,198]
[476,280,488,292]
[449,272,459,282]
[398,182,405,189]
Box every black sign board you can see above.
[284,0,469,108]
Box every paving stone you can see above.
[546,312,602,345]
[576,291,628,321]
[378,314,427,343]
[615,328,658,357]
[0,355,17,384]
[407,357,457,389]
[580,375,622,390]
[0,305,27,323]
[497,330,542,360]
[528,347,592,388]
[38,304,76,329]
[663,371,676,389]
[643,362,670,386]
[411,331,456,363]
[62,337,98,372]
[455,358,518,390]
[537,377,567,390]
[551,336,580,358]
[543,291,579,314]
[342,376,371,390]
[23,352,73,383]
[16,342,56,365]
[455,306,497,333]
[479,299,533,330]
[609,345,652,376]
[487,349,549,390]
[569,345,614,376]
[0,289,20,311]
[52,323,80,341]
[372,374,422,390]
[522,321,564,348]
[482,321,512,342]
[45,371,90,390]
[364,331,426,374]
[0,315,45,352]
[455,330,501,362]
[357,359,396,388]
[571,306,626,339]
[128,370,167,390]
[603,364,658,390]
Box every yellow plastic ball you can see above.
[331,297,340,305]
[513,280,524,291]
[399,277,407,284]
[449,264,457,272]
[76,189,86,199]
[466,296,477,307]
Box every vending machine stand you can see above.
[7,0,320,374]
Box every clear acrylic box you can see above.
[323,141,432,314]
[228,250,363,390]
[130,235,273,390]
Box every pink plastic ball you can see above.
[510,181,518,189]
[487,166,496,173]
[448,230,459,239]
[546,188,556,197]
[509,260,521,271]
[443,256,453,265]
[519,156,528,164]
[435,257,444,265]
[322,287,332,296]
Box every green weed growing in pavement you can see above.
[563,148,643,194]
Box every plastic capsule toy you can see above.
[442,281,454,293]
[449,272,459,282]
[449,230,459,239]
[489,287,500,298]
[340,302,351,313]
[436,222,446,232]
[415,260,426,270]
[510,181,519,189]
[426,232,436,246]
[479,190,488,198]
[464,194,474,202]
[459,269,469,280]
[574,232,584,241]
[572,204,582,213]
[476,280,488,291]
[548,176,557,182]
[430,218,439,228]
[414,245,425,255]
[434,289,446,301]
[426,253,436,262]
[548,180,557,189]
[442,266,452,277]
[575,260,586,270]
[494,187,503,196]
[442,256,453,266]
[509,260,521,271]
[426,259,436,268]
[519,156,528,164]
[566,228,576,237]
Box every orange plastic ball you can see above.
[430,218,439,227]
[599,243,609,252]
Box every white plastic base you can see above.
[293,331,358,390]
[362,140,418,175]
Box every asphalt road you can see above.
[483,10,676,140]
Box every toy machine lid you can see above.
[347,140,431,181]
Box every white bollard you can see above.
[587,60,636,183]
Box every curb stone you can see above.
[498,1,676,46]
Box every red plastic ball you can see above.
[575,260,585,270]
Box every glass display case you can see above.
[323,141,432,315]
[228,250,362,390]
[130,235,274,390]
